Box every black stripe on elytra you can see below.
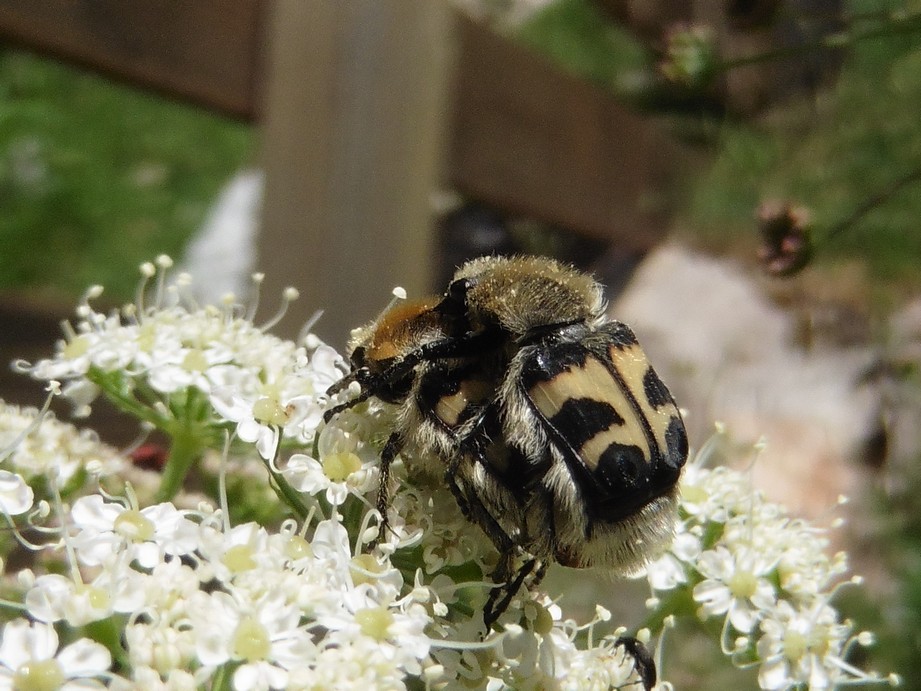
[521,340,591,387]
[599,349,661,467]
[597,443,646,485]
[663,415,689,471]
[520,339,661,469]
[547,398,624,452]
[642,366,672,410]
[589,438,674,523]
[517,343,657,522]
[604,321,640,349]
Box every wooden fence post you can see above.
[257,0,456,348]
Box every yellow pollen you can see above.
[232,616,271,662]
[62,335,90,360]
[322,452,362,482]
[728,571,758,600]
[532,605,554,635]
[285,535,313,561]
[113,510,156,542]
[783,631,807,661]
[182,349,209,372]
[12,659,65,691]
[77,584,111,611]
[252,396,288,426]
[355,606,393,641]
[138,322,157,351]
[222,544,257,573]
[681,484,708,504]
[350,554,383,587]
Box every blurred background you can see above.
[2,0,921,686]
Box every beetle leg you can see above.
[367,431,402,549]
[482,556,546,629]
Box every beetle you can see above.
[324,255,688,630]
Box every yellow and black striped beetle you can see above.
[324,256,688,648]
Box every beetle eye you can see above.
[439,278,476,321]
[446,277,474,303]
[351,346,367,368]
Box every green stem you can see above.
[85,616,130,671]
[640,585,698,633]
[718,12,921,73]
[263,455,312,520]
[819,165,921,247]
[211,663,234,691]
[156,427,203,502]
[86,369,168,430]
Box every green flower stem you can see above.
[86,369,169,430]
[211,663,233,691]
[85,616,129,671]
[642,585,698,633]
[263,454,312,520]
[718,12,921,73]
[156,426,204,502]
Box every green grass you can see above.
[0,49,253,301]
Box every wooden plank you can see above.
[448,14,678,248]
[256,1,456,348]
[0,0,265,120]
[0,1,682,344]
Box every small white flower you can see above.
[498,599,576,684]
[0,471,32,516]
[283,451,375,507]
[25,574,113,626]
[318,587,433,676]
[0,403,126,485]
[192,591,317,690]
[559,635,652,691]
[756,599,852,690]
[0,618,111,689]
[196,521,278,586]
[647,524,700,592]
[69,495,199,568]
[124,618,197,679]
[694,545,776,633]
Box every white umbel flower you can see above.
[0,619,111,690]
[69,495,199,568]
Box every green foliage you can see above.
[0,50,253,300]
[683,1,921,288]
[518,0,921,290]
[515,0,649,92]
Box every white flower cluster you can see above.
[21,501,436,689]
[647,433,899,690]
[0,259,897,690]
[0,401,126,487]
[22,256,344,460]
[0,426,652,689]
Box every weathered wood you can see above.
[448,13,676,249]
[256,1,456,347]
[0,0,265,119]
[0,2,683,345]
